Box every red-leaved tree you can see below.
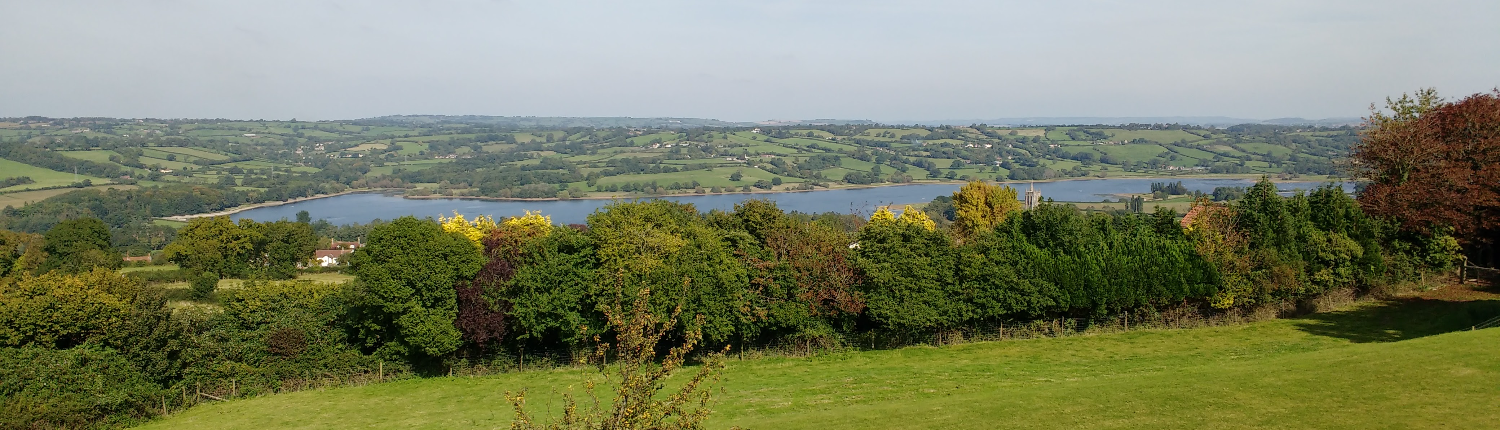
[1355,89,1500,264]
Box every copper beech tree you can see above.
[1354,89,1500,264]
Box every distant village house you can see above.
[314,249,353,267]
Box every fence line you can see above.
[1476,315,1500,331]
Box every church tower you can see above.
[1024,182,1041,210]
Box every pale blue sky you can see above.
[2,0,1496,121]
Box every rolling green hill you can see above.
[0,157,106,192]
[138,284,1500,430]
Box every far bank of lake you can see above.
[231,178,1348,226]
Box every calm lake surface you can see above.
[232,178,1346,225]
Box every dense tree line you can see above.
[0,176,1460,427]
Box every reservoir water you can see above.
[232,178,1346,225]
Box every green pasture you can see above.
[859,128,930,139]
[788,129,835,138]
[922,139,965,146]
[740,143,799,155]
[594,167,791,188]
[629,132,679,145]
[140,284,1500,430]
[481,143,516,152]
[1166,145,1219,161]
[224,160,282,169]
[1107,129,1209,144]
[152,146,232,161]
[0,184,135,208]
[775,137,852,151]
[348,143,388,152]
[58,150,123,165]
[1236,142,1294,157]
[138,156,199,171]
[1202,144,1248,157]
[998,128,1047,137]
[1045,127,1074,141]
[0,157,108,191]
[1053,140,1096,147]
[366,159,450,176]
[726,133,767,146]
[1091,144,1170,163]
[395,142,429,155]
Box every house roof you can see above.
[314,249,353,259]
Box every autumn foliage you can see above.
[1355,89,1500,263]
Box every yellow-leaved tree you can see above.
[501,210,553,239]
[438,212,499,247]
[868,206,935,231]
[951,181,1021,241]
[897,205,935,231]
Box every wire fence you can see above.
[1476,315,1500,331]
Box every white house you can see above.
[313,249,353,267]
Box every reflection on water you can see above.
[233,178,1348,225]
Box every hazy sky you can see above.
[2,0,1496,122]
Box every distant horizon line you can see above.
[2,114,1365,127]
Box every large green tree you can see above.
[161,216,258,278]
[586,200,751,344]
[347,216,484,359]
[0,230,45,282]
[39,218,121,274]
[243,220,318,279]
[854,215,963,334]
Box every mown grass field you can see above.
[140,283,1500,430]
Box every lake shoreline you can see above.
[156,188,407,222]
[400,173,1331,203]
[170,174,1339,221]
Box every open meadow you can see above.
[138,282,1500,430]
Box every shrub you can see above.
[123,268,196,284]
[0,346,162,429]
[266,327,308,358]
[0,269,138,349]
[181,280,381,396]
[190,271,219,300]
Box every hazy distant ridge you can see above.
[895,116,1363,127]
[363,115,1361,128]
[363,115,749,128]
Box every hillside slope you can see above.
[139,286,1500,429]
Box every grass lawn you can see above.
[139,283,1500,430]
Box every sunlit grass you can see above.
[139,284,1500,429]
